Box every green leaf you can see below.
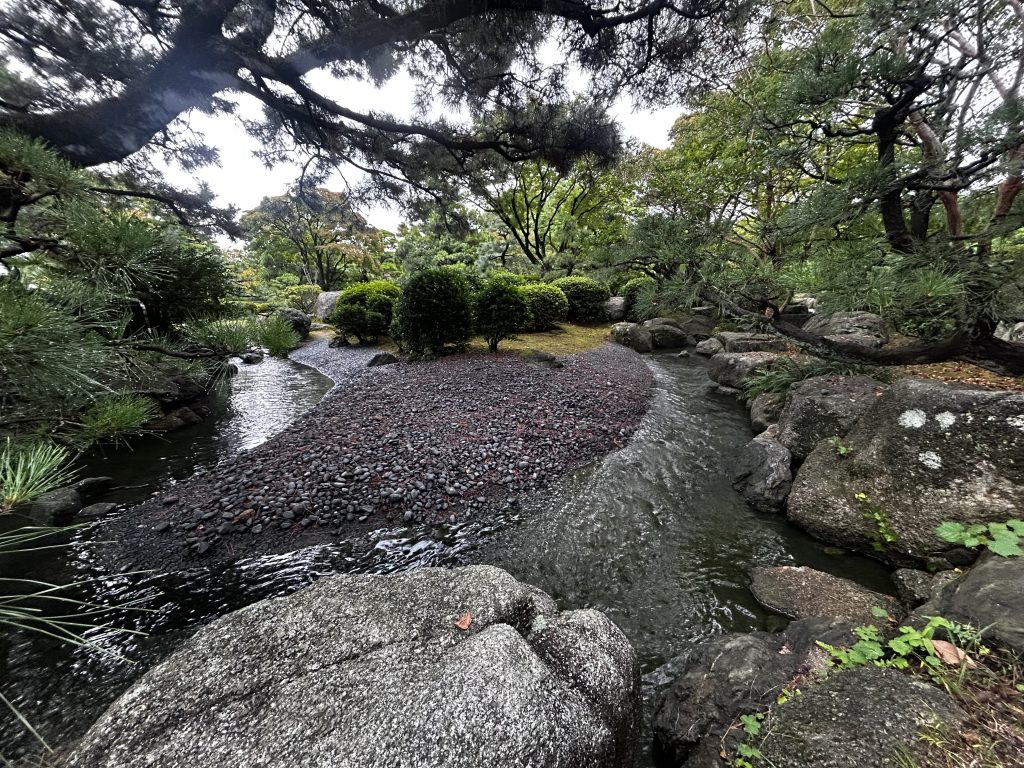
[986,537,1024,557]
[935,521,966,542]
[870,606,890,618]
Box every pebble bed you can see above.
[105,339,653,567]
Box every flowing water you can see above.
[0,352,892,761]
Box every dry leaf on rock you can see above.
[454,611,472,630]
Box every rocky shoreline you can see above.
[95,339,653,570]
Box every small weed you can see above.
[855,492,898,551]
[829,436,850,456]
[936,520,1024,558]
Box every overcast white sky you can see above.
[163,69,680,238]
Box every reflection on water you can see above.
[0,353,892,762]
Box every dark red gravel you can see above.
[101,341,653,569]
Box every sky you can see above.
[162,70,681,239]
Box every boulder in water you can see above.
[707,352,782,389]
[715,331,789,353]
[65,566,640,768]
[750,565,904,624]
[731,430,792,513]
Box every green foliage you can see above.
[819,616,984,677]
[180,318,252,356]
[394,267,473,356]
[550,276,610,323]
[936,520,1024,558]
[330,280,400,343]
[520,282,569,331]
[0,439,76,513]
[284,284,322,314]
[620,276,656,319]
[829,436,850,456]
[78,395,157,446]
[253,315,301,357]
[855,491,899,552]
[743,356,897,400]
[474,277,530,352]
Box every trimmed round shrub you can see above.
[620,276,656,318]
[550,276,611,323]
[394,268,473,356]
[475,277,530,352]
[521,282,569,331]
[329,280,400,343]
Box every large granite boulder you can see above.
[775,374,889,461]
[914,555,1024,654]
[731,430,792,513]
[787,379,1024,563]
[756,667,963,768]
[804,310,888,348]
[652,617,856,767]
[715,331,789,353]
[313,290,341,320]
[276,307,311,339]
[612,322,653,353]
[648,324,691,349]
[707,352,782,390]
[604,296,627,321]
[65,566,640,768]
[694,337,723,356]
[749,392,784,433]
[642,315,715,341]
[750,566,904,625]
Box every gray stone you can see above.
[611,322,653,353]
[603,296,627,321]
[313,290,342,320]
[715,331,789,353]
[915,555,1024,655]
[78,502,119,520]
[65,566,640,768]
[775,374,888,461]
[731,431,792,513]
[14,487,82,525]
[757,667,963,768]
[750,566,903,624]
[240,351,264,364]
[643,315,714,341]
[72,476,112,500]
[648,324,690,349]
[367,352,399,367]
[706,352,782,389]
[276,307,311,339]
[749,392,783,433]
[652,617,856,767]
[804,310,889,348]
[694,337,723,356]
[892,569,935,607]
[788,379,1024,562]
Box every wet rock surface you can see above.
[64,566,641,768]
[612,322,653,353]
[749,392,783,433]
[750,565,903,624]
[775,374,888,461]
[731,430,792,513]
[706,352,782,390]
[98,340,652,569]
[787,378,1024,563]
[757,667,963,768]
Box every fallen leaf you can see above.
[932,639,977,668]
[454,611,472,631]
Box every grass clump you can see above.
[253,314,301,357]
[743,356,898,401]
[0,440,76,513]
[77,394,157,446]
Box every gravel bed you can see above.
[100,340,653,569]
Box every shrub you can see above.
[284,284,322,314]
[253,314,301,357]
[620,276,657,319]
[550,276,611,323]
[475,277,531,352]
[521,282,569,331]
[330,280,400,343]
[394,267,473,356]
[180,318,252,355]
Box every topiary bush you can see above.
[521,282,569,331]
[475,277,530,352]
[393,267,473,356]
[550,276,611,323]
[620,276,657,320]
[329,280,400,344]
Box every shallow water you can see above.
[0,352,892,760]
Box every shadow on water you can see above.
[0,352,892,761]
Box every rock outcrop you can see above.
[65,566,640,768]
[749,392,783,433]
[731,430,792,513]
[750,565,904,624]
[803,311,889,348]
[313,290,341,320]
[775,374,888,461]
[706,352,782,390]
[694,337,723,356]
[612,322,653,353]
[787,379,1024,563]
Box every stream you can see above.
[0,351,892,762]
